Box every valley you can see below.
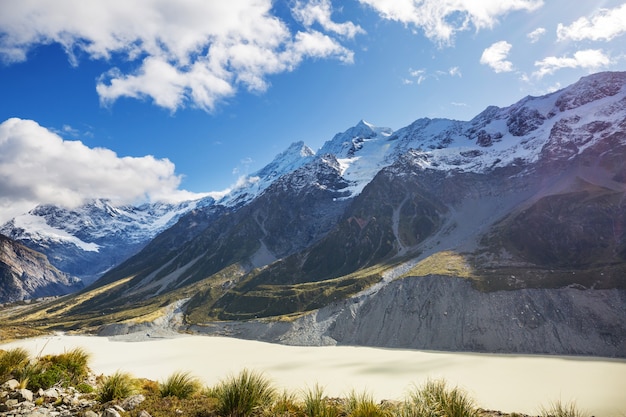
[1,71,625,359]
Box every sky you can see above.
[0,0,625,223]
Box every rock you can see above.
[102,407,122,417]
[121,394,146,410]
[83,411,99,417]
[23,408,51,417]
[17,387,34,402]
[42,387,60,400]
[2,379,19,390]
[5,398,19,408]
[138,411,152,417]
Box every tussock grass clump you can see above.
[346,390,390,417]
[215,368,276,417]
[540,400,588,417]
[24,347,92,390]
[403,379,479,417]
[263,389,301,416]
[54,347,91,381]
[97,371,137,402]
[159,371,201,399]
[0,347,30,381]
[302,383,339,417]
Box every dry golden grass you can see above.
[401,251,476,279]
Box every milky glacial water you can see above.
[2,334,625,416]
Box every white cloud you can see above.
[407,68,427,84]
[0,118,203,224]
[480,41,513,73]
[533,49,612,78]
[527,27,546,43]
[557,3,626,42]
[0,0,359,112]
[448,66,462,77]
[405,66,462,85]
[358,0,543,45]
[292,0,365,38]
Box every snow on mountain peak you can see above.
[219,141,316,207]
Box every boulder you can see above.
[1,379,19,390]
[102,407,122,417]
[121,394,146,410]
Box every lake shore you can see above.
[1,332,625,416]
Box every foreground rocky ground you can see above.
[1,375,535,417]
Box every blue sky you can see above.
[0,0,625,222]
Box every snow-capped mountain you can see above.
[0,197,214,286]
[215,72,625,209]
[4,72,626,357]
[218,141,315,207]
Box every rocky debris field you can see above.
[0,377,149,417]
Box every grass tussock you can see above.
[215,368,277,417]
[97,370,138,403]
[0,347,30,382]
[0,350,604,417]
[540,400,588,417]
[302,383,339,417]
[403,379,479,417]
[159,371,201,399]
[1,346,92,391]
[346,389,391,417]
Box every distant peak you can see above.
[284,140,315,158]
[356,119,374,129]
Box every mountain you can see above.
[0,198,214,288]
[3,71,626,357]
[0,234,81,303]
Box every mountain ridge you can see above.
[2,71,625,357]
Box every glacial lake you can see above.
[2,334,625,416]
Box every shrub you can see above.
[540,400,587,417]
[26,363,65,390]
[404,379,478,417]
[215,368,276,417]
[98,371,137,402]
[302,384,339,417]
[159,371,201,399]
[0,347,30,381]
[21,348,92,391]
[76,382,95,393]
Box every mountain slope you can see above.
[0,234,81,303]
[0,198,213,288]
[4,71,626,357]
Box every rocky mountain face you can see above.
[0,234,81,303]
[0,198,213,295]
[4,71,626,357]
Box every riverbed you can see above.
[2,333,625,416]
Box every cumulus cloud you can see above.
[480,41,513,73]
[533,49,612,78]
[527,27,546,43]
[557,3,626,42]
[292,0,365,38]
[0,118,203,223]
[358,0,543,45]
[0,0,358,112]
